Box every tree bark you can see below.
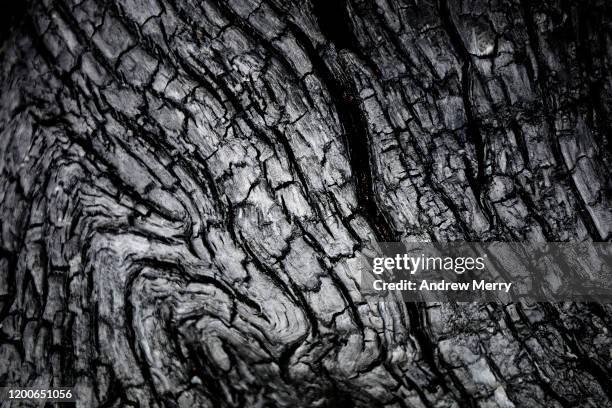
[0,0,611,407]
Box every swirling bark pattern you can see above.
[0,0,611,407]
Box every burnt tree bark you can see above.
[0,0,611,407]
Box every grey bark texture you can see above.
[0,0,611,407]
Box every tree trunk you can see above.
[0,0,611,406]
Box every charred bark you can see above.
[0,0,611,407]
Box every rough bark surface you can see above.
[0,0,611,407]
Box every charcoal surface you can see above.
[0,0,611,407]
